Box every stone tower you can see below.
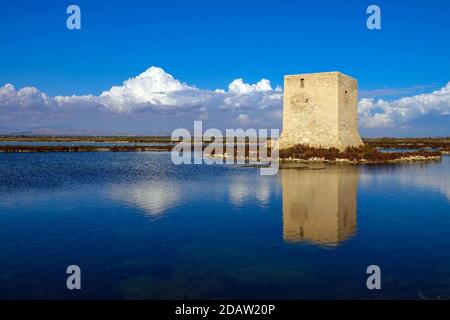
[278,71,363,151]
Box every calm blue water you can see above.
[0,141,171,147]
[0,152,449,299]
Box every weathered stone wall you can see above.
[279,71,364,151]
[337,73,364,149]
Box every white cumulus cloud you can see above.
[358,82,450,128]
[228,78,274,94]
[0,66,283,134]
[0,84,52,109]
[98,67,197,111]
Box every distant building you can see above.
[279,72,364,151]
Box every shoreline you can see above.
[0,145,173,153]
[0,137,448,165]
[279,155,443,165]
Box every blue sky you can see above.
[0,0,449,136]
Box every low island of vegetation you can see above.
[0,136,448,164]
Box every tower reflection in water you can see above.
[281,166,360,247]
